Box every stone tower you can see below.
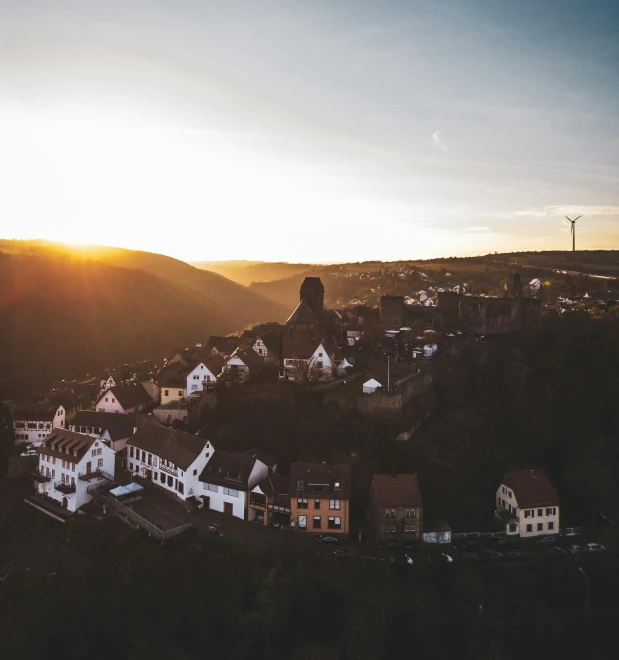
[300,277,325,318]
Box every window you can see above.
[313,485,324,493]
[129,462,133,471]
[223,488,239,497]
[548,521,554,530]
[524,510,533,518]
[298,515,307,529]
[297,498,308,509]
[313,516,321,529]
[97,458,103,467]
[508,491,512,498]
[526,524,532,533]
[509,523,517,533]
[384,508,396,518]
[208,483,218,492]
[194,375,200,380]
[112,399,115,403]
[329,500,340,510]
[546,507,556,516]
[405,509,415,518]
[328,517,342,530]
[177,481,184,495]
[537,509,543,517]
[193,469,197,476]
[297,480,304,489]
[129,447,134,458]
[105,398,108,402]
[178,390,183,397]
[72,464,75,472]
[405,525,416,533]
[167,475,173,487]
[537,523,543,531]
[334,482,340,489]
[312,499,321,509]
[165,390,169,397]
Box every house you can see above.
[370,473,423,540]
[289,463,351,535]
[248,471,291,526]
[362,378,382,394]
[7,402,66,445]
[33,429,115,513]
[186,361,219,396]
[205,336,245,360]
[95,383,152,414]
[495,469,560,538]
[70,410,153,452]
[127,421,213,502]
[220,348,264,382]
[44,389,80,421]
[252,332,281,364]
[140,380,160,405]
[199,449,276,519]
[159,367,191,405]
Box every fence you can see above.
[105,496,192,541]
[452,531,507,541]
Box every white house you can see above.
[495,469,560,538]
[159,367,190,406]
[362,378,382,394]
[199,449,276,519]
[95,383,152,414]
[186,361,218,396]
[126,421,213,502]
[8,402,65,445]
[33,429,115,512]
[282,341,335,381]
[220,348,263,382]
[251,332,280,364]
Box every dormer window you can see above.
[334,482,340,489]
[297,480,304,489]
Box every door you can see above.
[224,502,233,516]
[62,497,68,509]
[86,461,92,475]
[202,496,210,510]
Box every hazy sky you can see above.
[1,0,618,262]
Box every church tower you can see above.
[300,277,325,318]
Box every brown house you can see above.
[290,463,351,536]
[370,473,423,540]
[248,471,291,526]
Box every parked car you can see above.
[536,535,557,545]
[548,545,568,556]
[359,555,377,563]
[567,543,586,555]
[429,552,453,565]
[205,524,226,537]
[404,541,425,552]
[313,535,339,545]
[461,539,485,551]
[332,549,348,560]
[461,553,479,562]
[478,549,504,561]
[20,442,42,458]
[501,551,524,560]
[585,543,606,552]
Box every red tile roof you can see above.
[501,469,559,508]
[371,473,423,508]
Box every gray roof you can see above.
[104,383,152,410]
[7,401,60,421]
[199,448,272,489]
[286,300,318,325]
[72,411,147,441]
[129,421,208,470]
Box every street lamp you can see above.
[578,566,589,620]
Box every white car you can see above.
[585,543,606,552]
[20,442,42,458]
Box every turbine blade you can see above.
[565,216,572,221]
[574,216,582,221]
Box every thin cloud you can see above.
[515,205,619,218]
[432,130,448,152]
[465,226,491,232]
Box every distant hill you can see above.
[0,242,288,398]
[191,260,321,286]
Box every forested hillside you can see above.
[0,247,283,398]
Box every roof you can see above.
[199,449,264,489]
[256,331,281,352]
[501,469,560,508]
[104,383,152,410]
[286,300,318,325]
[256,471,290,496]
[159,367,191,389]
[290,462,351,500]
[225,347,264,370]
[72,411,142,441]
[282,336,323,361]
[37,429,99,464]
[7,401,61,421]
[129,421,208,470]
[45,389,79,410]
[371,473,423,508]
[300,277,325,294]
[363,378,382,388]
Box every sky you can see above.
[0,0,618,263]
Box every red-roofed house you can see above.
[496,469,560,538]
[370,473,423,540]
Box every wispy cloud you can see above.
[465,226,491,232]
[514,205,619,218]
[432,130,448,152]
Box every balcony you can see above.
[54,481,76,494]
[31,471,51,483]
[79,468,114,482]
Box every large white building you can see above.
[126,421,213,502]
[495,469,560,538]
[8,402,65,445]
[33,429,115,512]
[70,410,156,453]
[199,449,276,519]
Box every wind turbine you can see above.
[565,215,581,252]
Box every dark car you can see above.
[314,535,339,545]
[461,539,485,551]
[461,552,479,562]
[360,554,377,563]
[501,551,524,560]
[567,543,586,555]
[332,549,348,560]
[429,552,454,565]
[205,524,226,537]
[548,545,568,556]
[536,535,557,545]
[478,548,504,561]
